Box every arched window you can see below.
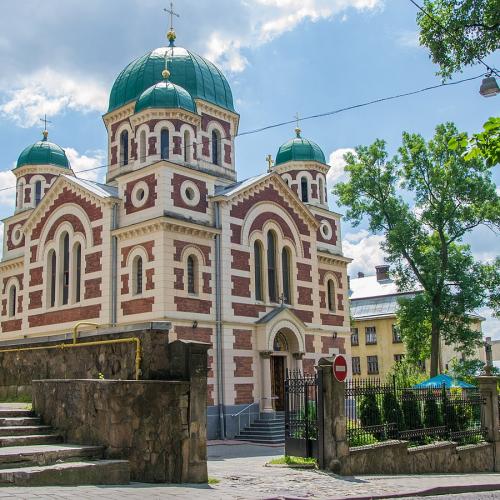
[301,177,309,202]
[267,231,277,303]
[133,256,143,295]
[254,241,263,301]
[212,130,220,165]
[187,255,197,294]
[73,243,82,303]
[281,247,291,304]
[184,130,191,162]
[48,250,56,307]
[120,130,129,166]
[34,180,42,206]
[327,279,335,312]
[318,177,324,204]
[62,233,70,305]
[139,130,146,163]
[8,285,16,317]
[18,182,24,209]
[273,332,289,352]
[161,129,169,159]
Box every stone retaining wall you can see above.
[0,323,170,400]
[342,440,494,475]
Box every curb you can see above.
[332,482,500,499]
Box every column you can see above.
[293,351,305,372]
[477,375,500,471]
[260,351,274,413]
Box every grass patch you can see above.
[208,477,220,485]
[268,456,317,466]
[0,395,32,404]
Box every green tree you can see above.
[416,0,500,79]
[333,123,500,376]
[423,392,442,428]
[402,390,423,430]
[382,391,405,431]
[359,391,382,428]
[386,359,427,387]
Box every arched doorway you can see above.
[270,332,288,411]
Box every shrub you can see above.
[346,419,378,447]
[402,390,423,430]
[359,391,382,428]
[423,392,442,428]
[382,391,405,432]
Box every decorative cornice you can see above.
[113,216,220,241]
[195,100,240,131]
[0,256,23,272]
[273,161,330,176]
[102,103,135,127]
[13,164,76,179]
[130,108,200,129]
[318,251,353,265]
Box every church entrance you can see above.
[271,356,285,411]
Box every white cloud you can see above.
[327,147,355,185]
[395,30,420,48]
[343,229,387,277]
[0,223,3,260]
[64,148,106,183]
[0,170,16,207]
[0,68,107,127]
[204,0,383,71]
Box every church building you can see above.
[0,24,351,438]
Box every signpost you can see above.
[332,354,348,382]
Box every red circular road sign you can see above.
[333,354,348,382]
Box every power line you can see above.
[0,72,485,194]
[408,0,499,78]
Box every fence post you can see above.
[317,357,348,472]
[477,375,500,471]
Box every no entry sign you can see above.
[333,354,348,382]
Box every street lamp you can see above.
[479,73,500,97]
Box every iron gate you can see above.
[284,369,323,460]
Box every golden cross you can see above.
[294,112,300,129]
[164,2,180,32]
[40,114,52,131]
[266,154,274,171]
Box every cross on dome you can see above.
[294,112,301,137]
[164,2,180,47]
[40,114,52,141]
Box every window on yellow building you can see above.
[351,328,359,346]
[352,356,361,375]
[394,354,405,363]
[392,324,402,343]
[365,326,377,345]
[367,355,379,374]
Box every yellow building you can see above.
[349,265,485,379]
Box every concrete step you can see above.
[0,410,34,419]
[0,417,41,427]
[0,444,104,469]
[250,421,285,428]
[239,429,284,436]
[0,459,130,486]
[0,426,53,437]
[235,435,284,444]
[0,435,63,447]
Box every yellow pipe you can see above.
[0,338,142,380]
[72,321,100,344]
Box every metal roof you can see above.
[63,175,119,198]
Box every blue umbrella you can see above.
[413,374,475,389]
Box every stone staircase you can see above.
[235,412,285,445]
[0,407,130,486]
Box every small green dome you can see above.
[275,130,326,166]
[109,46,234,113]
[16,134,70,169]
[135,80,196,113]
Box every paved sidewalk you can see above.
[0,443,498,499]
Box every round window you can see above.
[131,182,149,208]
[180,180,200,207]
[11,225,23,245]
[136,188,145,201]
[320,220,332,240]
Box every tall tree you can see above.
[416,0,500,79]
[334,123,500,376]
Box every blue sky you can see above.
[0,0,498,336]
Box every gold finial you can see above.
[40,114,52,141]
[162,68,171,79]
[266,154,274,172]
[294,112,301,137]
[164,2,179,46]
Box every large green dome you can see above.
[109,46,234,113]
[135,80,196,114]
[16,135,70,169]
[275,131,326,165]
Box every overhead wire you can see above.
[0,72,486,194]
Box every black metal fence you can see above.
[346,378,486,447]
[285,369,320,458]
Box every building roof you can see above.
[64,175,119,198]
[214,172,270,197]
[135,80,197,114]
[108,46,235,113]
[16,135,70,170]
[275,130,326,166]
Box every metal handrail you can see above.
[231,402,256,417]
[231,402,258,437]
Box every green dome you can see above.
[135,80,196,113]
[16,135,70,169]
[109,46,234,113]
[275,131,326,165]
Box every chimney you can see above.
[375,265,390,281]
[357,271,365,278]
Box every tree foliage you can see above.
[333,122,500,376]
[416,0,500,79]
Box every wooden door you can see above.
[271,356,286,411]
